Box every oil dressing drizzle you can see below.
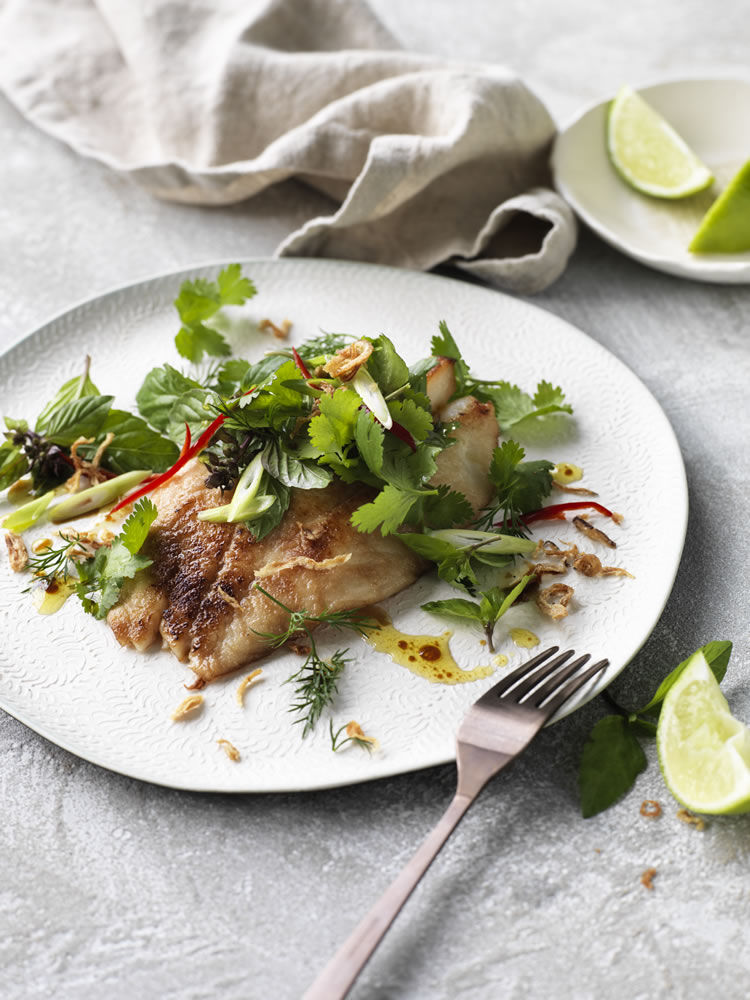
[363,607,493,685]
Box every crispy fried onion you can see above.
[572,515,617,549]
[254,552,352,580]
[171,694,204,721]
[217,738,241,761]
[553,481,599,497]
[676,808,707,831]
[640,867,657,891]
[536,583,574,620]
[346,721,379,750]
[259,317,292,340]
[237,667,263,707]
[573,552,633,579]
[4,531,28,572]
[64,433,115,493]
[640,800,662,819]
[529,541,631,580]
[321,339,373,380]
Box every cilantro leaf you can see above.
[418,487,473,530]
[173,264,256,362]
[579,715,647,818]
[354,409,385,477]
[483,440,553,531]
[308,388,361,461]
[398,533,479,593]
[480,380,573,432]
[76,498,158,619]
[350,485,419,535]
[388,398,433,443]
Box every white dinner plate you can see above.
[0,259,687,792]
[552,77,750,282]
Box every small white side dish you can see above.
[552,78,750,282]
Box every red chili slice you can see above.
[291,346,312,379]
[517,501,615,526]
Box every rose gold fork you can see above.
[303,646,609,1000]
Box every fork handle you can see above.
[302,792,474,1000]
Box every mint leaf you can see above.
[420,598,483,623]
[136,364,203,433]
[579,715,647,818]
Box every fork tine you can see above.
[481,646,559,701]
[537,658,610,717]
[524,653,591,706]
[506,648,578,701]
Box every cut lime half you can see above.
[689,159,750,253]
[607,85,714,198]
[657,650,750,815]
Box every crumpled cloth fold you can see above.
[0,0,576,293]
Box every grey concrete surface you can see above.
[1,3,749,998]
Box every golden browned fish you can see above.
[109,360,499,682]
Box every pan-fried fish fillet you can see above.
[109,371,499,681]
[108,461,426,681]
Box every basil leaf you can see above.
[261,442,332,490]
[81,410,178,474]
[136,364,202,432]
[638,641,733,715]
[165,390,213,444]
[37,395,114,446]
[0,442,29,490]
[579,715,647,818]
[420,598,483,623]
[35,368,100,432]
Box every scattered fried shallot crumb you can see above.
[217,738,241,761]
[677,809,707,831]
[536,583,574,620]
[601,565,635,579]
[171,694,204,721]
[322,339,373,380]
[255,553,351,579]
[573,516,617,549]
[640,800,662,819]
[346,720,379,750]
[217,585,241,609]
[32,538,53,553]
[237,668,263,707]
[640,867,657,891]
[528,561,568,578]
[553,481,599,497]
[64,434,115,493]
[259,317,292,340]
[184,677,207,691]
[5,531,28,572]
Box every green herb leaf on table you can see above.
[579,715,648,819]
[638,640,733,714]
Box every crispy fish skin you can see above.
[108,460,425,681]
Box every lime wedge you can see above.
[607,85,714,198]
[689,159,750,253]
[657,650,750,814]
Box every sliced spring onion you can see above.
[2,490,55,532]
[197,454,276,524]
[49,470,152,523]
[427,528,536,555]
[351,367,392,429]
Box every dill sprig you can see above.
[22,532,89,590]
[251,584,379,736]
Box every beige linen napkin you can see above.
[0,0,576,293]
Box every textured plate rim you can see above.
[0,258,688,793]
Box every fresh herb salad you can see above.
[2,264,584,737]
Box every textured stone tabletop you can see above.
[1,3,749,999]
